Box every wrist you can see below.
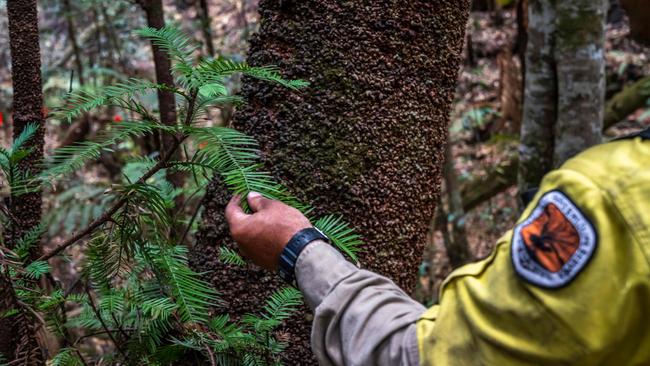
[277,227,329,284]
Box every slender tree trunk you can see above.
[191,1,470,363]
[518,0,606,193]
[198,0,215,57]
[2,0,45,362]
[139,0,184,189]
[60,0,92,148]
[518,0,556,194]
[442,142,472,268]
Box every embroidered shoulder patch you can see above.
[511,190,597,288]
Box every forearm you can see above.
[296,241,425,366]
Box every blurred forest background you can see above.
[0,0,649,364]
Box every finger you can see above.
[225,194,248,226]
[247,191,273,212]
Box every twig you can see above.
[205,345,217,366]
[84,286,128,359]
[36,136,184,262]
[180,199,202,246]
[36,89,199,263]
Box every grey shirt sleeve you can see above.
[295,240,425,366]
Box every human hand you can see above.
[225,192,312,270]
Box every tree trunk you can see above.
[190,0,470,363]
[553,0,606,165]
[2,0,45,362]
[139,0,185,189]
[518,0,557,194]
[518,0,607,193]
[442,141,472,268]
[198,0,215,57]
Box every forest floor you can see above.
[416,9,650,304]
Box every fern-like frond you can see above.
[153,246,219,324]
[85,233,133,290]
[135,26,196,80]
[10,122,39,154]
[141,297,178,320]
[241,287,302,333]
[314,215,363,262]
[24,261,50,279]
[49,348,84,366]
[42,120,161,180]
[56,79,168,121]
[14,223,45,260]
[195,58,309,91]
[218,247,245,266]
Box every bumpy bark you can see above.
[3,0,45,362]
[191,0,470,363]
[4,0,45,251]
[518,0,607,193]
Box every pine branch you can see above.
[36,134,185,263]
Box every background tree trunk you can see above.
[139,0,185,189]
[60,0,92,148]
[442,140,472,268]
[198,0,215,57]
[553,0,606,165]
[2,0,45,362]
[191,0,470,363]
[518,0,607,194]
[518,0,557,194]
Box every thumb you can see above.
[247,191,272,212]
[225,194,248,227]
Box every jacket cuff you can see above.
[295,240,358,310]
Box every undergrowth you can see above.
[0,26,362,365]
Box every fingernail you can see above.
[248,191,262,199]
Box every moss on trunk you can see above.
[191,1,470,363]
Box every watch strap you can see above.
[278,227,328,285]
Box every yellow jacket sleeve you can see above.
[417,137,650,365]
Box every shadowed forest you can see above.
[0,0,649,364]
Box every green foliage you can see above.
[219,247,246,266]
[313,215,363,262]
[1,26,363,365]
[0,122,39,196]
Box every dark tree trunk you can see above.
[139,0,184,189]
[190,0,470,363]
[198,0,215,57]
[4,0,45,251]
[2,0,45,363]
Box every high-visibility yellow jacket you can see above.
[417,133,650,365]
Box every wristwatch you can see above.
[278,227,329,285]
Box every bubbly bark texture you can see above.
[2,0,45,362]
[191,1,470,363]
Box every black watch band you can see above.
[278,227,329,285]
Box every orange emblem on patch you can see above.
[520,203,579,273]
